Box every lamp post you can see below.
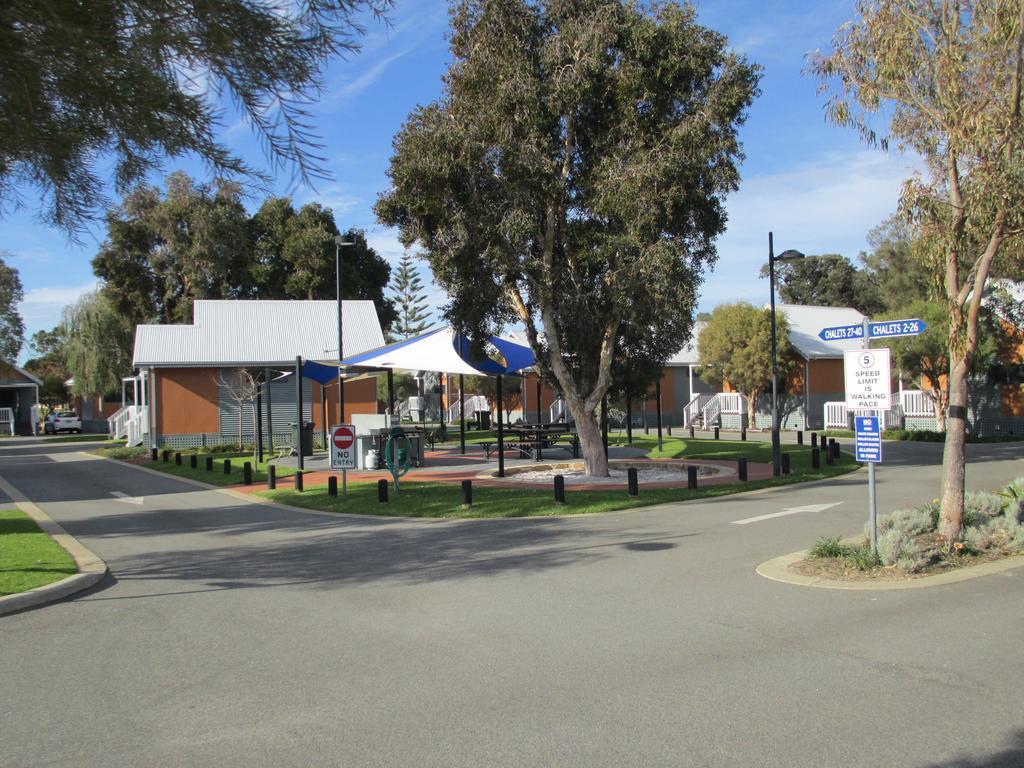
[334,232,356,424]
[768,232,804,477]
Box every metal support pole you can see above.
[336,242,345,424]
[459,373,466,455]
[869,461,878,556]
[256,387,264,465]
[626,396,633,444]
[295,356,304,473]
[496,374,505,477]
[655,380,663,451]
[321,383,328,450]
[264,368,274,457]
[769,231,781,478]
[387,369,395,419]
[536,378,542,424]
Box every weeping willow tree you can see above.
[63,291,134,397]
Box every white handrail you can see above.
[549,398,566,423]
[824,402,848,429]
[900,390,936,417]
[0,407,13,436]
[446,394,489,423]
[108,405,133,439]
[683,394,713,427]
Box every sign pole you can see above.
[342,468,347,497]
[868,461,877,555]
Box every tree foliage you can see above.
[388,251,433,340]
[62,292,133,397]
[93,171,396,328]
[697,302,794,427]
[0,0,391,230]
[0,252,24,361]
[377,0,760,475]
[813,0,1024,539]
[761,253,883,315]
[23,327,70,407]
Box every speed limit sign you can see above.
[330,424,357,469]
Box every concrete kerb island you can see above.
[0,475,108,616]
[757,547,1024,591]
[476,458,739,489]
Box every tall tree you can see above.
[389,251,432,339]
[0,252,24,360]
[377,0,760,475]
[697,303,794,428]
[813,0,1024,540]
[62,292,133,397]
[860,215,937,311]
[0,0,391,231]
[23,326,70,408]
[760,254,883,315]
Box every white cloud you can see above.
[296,184,361,217]
[325,49,412,107]
[16,279,99,360]
[699,149,921,309]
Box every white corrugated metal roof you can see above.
[133,300,385,367]
[666,305,868,365]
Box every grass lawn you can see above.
[258,451,860,519]
[0,508,77,595]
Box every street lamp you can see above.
[768,232,804,477]
[334,232,356,423]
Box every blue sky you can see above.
[3,0,917,362]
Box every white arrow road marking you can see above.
[110,491,144,505]
[731,502,841,525]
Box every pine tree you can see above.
[388,252,432,340]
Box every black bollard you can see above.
[151,447,158,462]
[205,456,213,472]
[714,427,720,440]
[687,465,698,490]
[627,467,639,497]
[812,447,821,469]
[243,462,252,485]
[174,452,181,465]
[781,453,791,475]
[740,428,747,441]
[554,475,566,504]
[797,431,804,446]
[328,476,337,497]
[825,445,834,465]
[738,457,748,481]
[377,478,388,503]
[223,458,231,475]
[461,479,473,507]
[830,438,839,459]
[689,426,695,438]
[811,432,818,448]
[189,454,197,469]
[162,450,170,462]
[268,465,277,490]
[667,425,673,436]
[295,471,303,492]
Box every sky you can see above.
[2,0,919,363]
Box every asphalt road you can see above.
[1,438,1023,768]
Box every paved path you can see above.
[1,439,1022,768]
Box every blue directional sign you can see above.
[868,318,927,339]
[854,416,882,463]
[818,324,865,342]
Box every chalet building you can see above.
[115,300,385,449]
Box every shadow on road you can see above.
[917,729,1024,767]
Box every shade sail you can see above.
[339,327,535,376]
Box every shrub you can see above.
[808,537,880,570]
[97,445,148,460]
[877,527,924,567]
[876,506,935,538]
[963,491,1005,525]
[810,536,848,558]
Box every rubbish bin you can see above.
[290,421,315,457]
[477,411,491,430]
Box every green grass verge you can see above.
[144,452,297,486]
[46,434,125,444]
[257,452,859,519]
[0,508,77,595]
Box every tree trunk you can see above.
[747,389,759,430]
[573,407,608,476]
[938,356,970,541]
[931,388,947,433]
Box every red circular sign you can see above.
[332,426,354,450]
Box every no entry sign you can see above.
[330,424,356,470]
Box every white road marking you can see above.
[731,502,841,525]
[110,491,145,505]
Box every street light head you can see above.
[334,233,356,247]
[775,249,805,262]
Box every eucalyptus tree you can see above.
[813,0,1024,540]
[0,253,24,361]
[377,0,760,475]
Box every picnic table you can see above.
[480,423,579,461]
